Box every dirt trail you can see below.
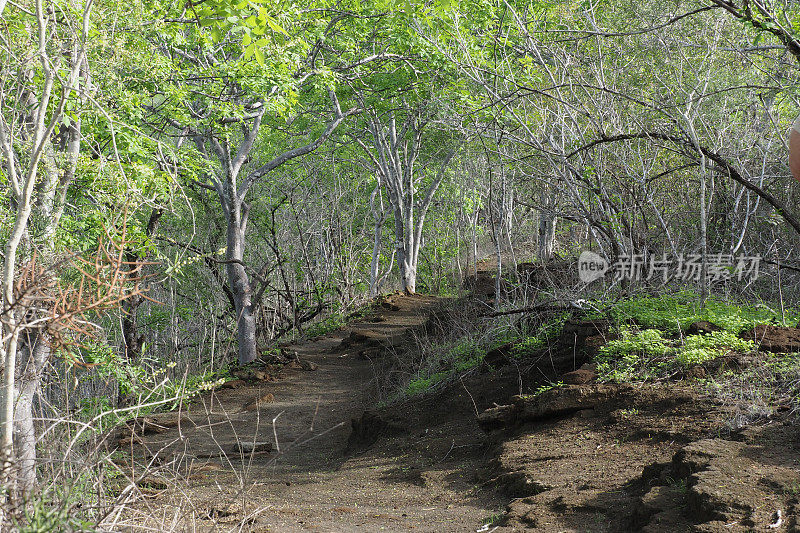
[118,286,800,532]
[121,294,507,532]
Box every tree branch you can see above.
[569,132,800,236]
[238,91,359,201]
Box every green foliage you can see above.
[511,335,545,357]
[68,342,146,400]
[401,310,571,398]
[597,325,757,382]
[15,499,94,532]
[677,332,755,366]
[405,371,450,396]
[404,337,484,397]
[303,301,375,339]
[596,328,669,382]
[511,312,570,358]
[15,477,107,532]
[531,380,566,397]
[596,291,800,335]
[482,512,505,527]
[69,343,229,431]
[303,315,346,339]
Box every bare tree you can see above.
[168,92,357,365]
[0,0,92,496]
[355,106,457,294]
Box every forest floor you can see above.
[112,289,800,532]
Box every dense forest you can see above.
[3,0,800,531]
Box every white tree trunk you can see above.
[13,330,48,495]
[537,211,557,261]
[225,200,259,365]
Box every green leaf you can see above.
[254,47,265,65]
[266,16,290,37]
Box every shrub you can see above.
[596,328,669,382]
[676,331,754,366]
[597,325,757,381]
[595,290,800,335]
[510,312,570,358]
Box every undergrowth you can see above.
[596,327,755,382]
[403,336,495,398]
[71,344,230,438]
[387,287,800,432]
[703,352,800,428]
[592,290,800,335]
[588,290,800,423]
[587,289,795,383]
[399,308,569,400]
[303,302,373,339]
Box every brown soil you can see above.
[741,324,800,353]
[113,295,800,532]
[115,294,515,532]
[479,384,798,532]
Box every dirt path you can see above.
[119,294,507,532]
[115,287,800,532]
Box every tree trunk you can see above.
[120,208,162,362]
[368,185,385,298]
[225,212,258,365]
[392,204,415,294]
[537,211,557,261]
[13,329,48,496]
[403,266,416,294]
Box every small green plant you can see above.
[449,339,485,372]
[304,301,376,339]
[597,323,758,381]
[532,380,565,396]
[596,328,669,382]
[16,473,113,532]
[403,336,487,397]
[304,313,347,339]
[676,331,754,366]
[482,512,505,527]
[511,335,545,357]
[510,312,570,359]
[65,339,233,438]
[665,476,689,495]
[405,371,449,396]
[591,290,800,335]
[519,381,566,399]
[783,481,800,497]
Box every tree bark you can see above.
[13,329,48,496]
[224,198,259,365]
[537,212,557,261]
[368,185,386,297]
[537,187,557,260]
